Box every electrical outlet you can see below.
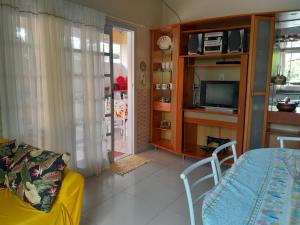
[219,74,225,80]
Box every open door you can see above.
[104,22,135,162]
[104,24,115,162]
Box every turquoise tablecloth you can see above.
[202,148,300,225]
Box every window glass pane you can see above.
[76,143,84,161]
[93,55,100,75]
[283,52,300,82]
[73,52,82,74]
[95,102,103,121]
[94,77,102,99]
[75,125,84,144]
[74,102,83,121]
[73,76,83,98]
[101,34,110,53]
[16,27,27,42]
[16,15,29,42]
[72,27,81,50]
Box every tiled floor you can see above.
[81,149,213,225]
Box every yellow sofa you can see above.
[0,169,84,225]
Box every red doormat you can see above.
[114,151,125,158]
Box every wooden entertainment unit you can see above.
[151,14,277,159]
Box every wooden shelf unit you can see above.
[189,64,241,68]
[153,101,171,112]
[151,139,174,152]
[265,110,300,147]
[182,25,251,34]
[150,13,280,159]
[150,24,180,154]
[179,52,247,59]
[179,53,249,158]
[184,108,239,117]
[183,144,234,161]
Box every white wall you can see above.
[162,0,300,24]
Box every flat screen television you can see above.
[200,81,239,109]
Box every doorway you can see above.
[111,26,134,160]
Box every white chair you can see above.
[277,136,300,148]
[212,141,237,182]
[180,157,218,225]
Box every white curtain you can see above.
[0,0,109,176]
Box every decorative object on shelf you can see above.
[157,35,172,50]
[276,97,298,112]
[276,34,300,43]
[161,61,173,72]
[155,83,161,90]
[271,74,287,85]
[160,120,171,129]
[271,66,287,85]
[159,96,171,103]
[207,136,231,150]
[161,83,171,90]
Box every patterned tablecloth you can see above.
[202,148,300,225]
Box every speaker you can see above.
[228,29,247,53]
[188,33,203,54]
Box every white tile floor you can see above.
[81,149,213,225]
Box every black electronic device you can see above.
[203,32,228,54]
[216,61,241,64]
[200,80,239,109]
[188,33,203,54]
[227,29,247,53]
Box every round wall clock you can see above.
[157,35,172,50]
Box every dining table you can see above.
[202,148,300,225]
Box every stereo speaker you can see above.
[228,29,247,53]
[188,33,203,54]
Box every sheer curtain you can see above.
[0,0,109,176]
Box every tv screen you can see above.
[200,81,239,109]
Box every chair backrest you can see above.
[180,157,218,225]
[277,136,300,148]
[212,140,237,182]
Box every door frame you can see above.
[106,19,136,161]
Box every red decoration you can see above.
[114,75,127,91]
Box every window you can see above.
[280,40,300,83]
[282,51,300,83]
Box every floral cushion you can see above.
[0,140,16,188]
[5,143,70,212]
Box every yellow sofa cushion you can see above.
[0,169,84,225]
[0,139,12,145]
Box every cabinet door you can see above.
[244,16,275,150]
